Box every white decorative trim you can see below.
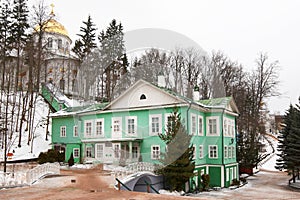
[149,114,162,136]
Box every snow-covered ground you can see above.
[0,95,52,162]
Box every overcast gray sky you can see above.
[30,0,300,114]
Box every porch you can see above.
[82,138,142,165]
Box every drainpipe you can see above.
[221,108,225,187]
[186,101,192,135]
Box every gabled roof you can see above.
[103,79,187,111]
[51,79,239,117]
[199,97,239,114]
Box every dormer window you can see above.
[140,94,146,100]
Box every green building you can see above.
[50,79,239,188]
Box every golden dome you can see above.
[35,19,69,38]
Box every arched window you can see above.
[140,94,146,100]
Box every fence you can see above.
[0,162,60,188]
[126,162,155,173]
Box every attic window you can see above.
[140,94,146,100]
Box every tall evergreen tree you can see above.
[72,15,97,62]
[156,107,195,192]
[98,19,128,101]
[10,0,29,91]
[276,100,300,182]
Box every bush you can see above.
[37,149,65,164]
[68,153,74,167]
[231,179,240,186]
[201,174,210,191]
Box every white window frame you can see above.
[73,125,78,137]
[198,115,204,136]
[149,114,162,136]
[228,146,232,158]
[95,118,104,137]
[112,117,122,134]
[73,148,80,158]
[223,118,228,136]
[60,126,66,137]
[191,113,197,135]
[151,145,160,160]
[232,146,235,158]
[208,145,218,159]
[126,116,137,136]
[86,146,92,158]
[113,143,121,159]
[84,120,93,137]
[199,145,204,159]
[192,145,196,159]
[95,143,104,159]
[224,145,228,158]
[231,120,235,137]
[164,113,172,134]
[132,145,140,159]
[207,117,219,136]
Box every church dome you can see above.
[35,18,69,38]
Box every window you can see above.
[57,39,62,49]
[132,146,139,159]
[165,113,173,133]
[85,121,92,137]
[86,146,92,158]
[192,145,196,159]
[113,143,120,159]
[73,148,79,158]
[232,146,235,158]
[191,114,197,135]
[198,116,203,136]
[228,146,232,158]
[73,125,78,137]
[209,145,218,159]
[95,144,104,159]
[140,94,146,100]
[112,117,122,133]
[60,126,66,137]
[231,120,235,137]
[47,37,53,48]
[224,119,228,136]
[224,145,228,158]
[126,116,137,135]
[199,145,204,158]
[96,119,104,137]
[151,145,160,160]
[150,114,161,135]
[60,79,65,90]
[207,117,218,136]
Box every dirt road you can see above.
[0,167,299,200]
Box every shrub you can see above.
[231,179,240,186]
[201,174,210,191]
[37,149,65,164]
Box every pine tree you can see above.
[98,19,128,101]
[72,15,97,62]
[10,0,29,91]
[156,107,195,192]
[276,99,300,182]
